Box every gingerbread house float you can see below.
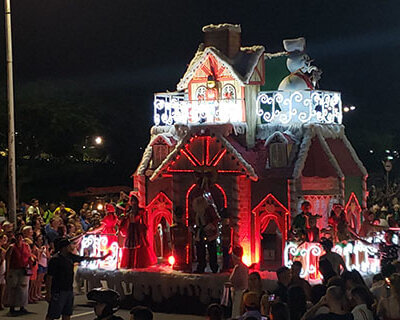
[133,24,367,271]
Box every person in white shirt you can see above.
[350,286,374,320]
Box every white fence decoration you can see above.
[284,240,379,281]
[257,90,343,125]
[80,234,120,271]
[153,92,244,126]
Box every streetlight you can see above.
[4,0,16,225]
[95,136,103,145]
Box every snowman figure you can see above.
[275,38,322,124]
[278,37,321,91]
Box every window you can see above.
[222,84,236,100]
[269,142,288,168]
[152,144,169,168]
[195,86,207,101]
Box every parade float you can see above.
[77,23,381,305]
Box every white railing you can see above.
[257,90,343,125]
[153,92,244,126]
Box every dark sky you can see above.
[1,0,400,174]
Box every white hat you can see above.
[283,37,306,53]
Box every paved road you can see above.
[0,294,203,320]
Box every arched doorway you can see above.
[252,194,289,270]
[146,193,173,261]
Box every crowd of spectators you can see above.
[0,194,128,316]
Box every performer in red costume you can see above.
[119,195,156,269]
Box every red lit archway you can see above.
[252,194,289,269]
[345,192,362,233]
[146,192,173,258]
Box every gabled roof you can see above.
[177,45,265,91]
[148,127,258,182]
[292,124,366,179]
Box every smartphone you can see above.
[268,294,276,302]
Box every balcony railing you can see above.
[256,90,342,125]
[153,92,244,126]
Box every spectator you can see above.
[270,302,290,320]
[87,288,124,320]
[302,286,352,320]
[0,232,7,309]
[130,305,153,320]
[241,271,268,315]
[320,238,347,275]
[309,285,329,316]
[272,266,291,303]
[43,203,57,225]
[371,264,396,300]
[288,286,307,320]
[22,225,34,241]
[350,286,374,320]
[5,233,32,315]
[0,201,7,221]
[319,259,337,285]
[26,199,41,224]
[228,246,249,319]
[35,233,49,300]
[290,261,311,300]
[377,273,400,320]
[45,217,61,248]
[206,303,224,320]
[239,291,262,320]
[45,238,109,320]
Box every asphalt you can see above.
[0,294,203,320]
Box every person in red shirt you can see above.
[5,232,32,316]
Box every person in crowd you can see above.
[341,270,367,295]
[45,238,109,320]
[35,232,49,300]
[5,232,32,315]
[25,237,39,304]
[227,246,249,319]
[130,305,153,320]
[349,285,374,320]
[379,231,399,268]
[272,266,291,303]
[87,288,124,320]
[270,301,290,320]
[30,215,44,239]
[320,238,347,275]
[170,206,191,272]
[319,259,337,285]
[0,232,7,310]
[290,261,311,300]
[240,271,268,315]
[26,199,41,224]
[206,303,224,320]
[45,217,62,249]
[192,195,220,274]
[377,273,400,320]
[302,286,351,320]
[22,225,34,241]
[2,221,14,241]
[370,264,396,300]
[287,286,307,320]
[43,203,57,225]
[239,291,262,320]
[0,201,8,221]
[309,285,329,316]
[119,195,156,269]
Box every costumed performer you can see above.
[119,195,156,269]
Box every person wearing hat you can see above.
[45,238,110,320]
[87,288,124,320]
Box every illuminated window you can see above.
[222,84,236,100]
[195,86,207,101]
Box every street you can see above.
[0,294,203,320]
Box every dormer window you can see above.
[265,132,289,168]
[196,86,207,101]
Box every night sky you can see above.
[1,0,400,188]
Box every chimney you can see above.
[202,23,241,59]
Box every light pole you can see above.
[4,0,17,225]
